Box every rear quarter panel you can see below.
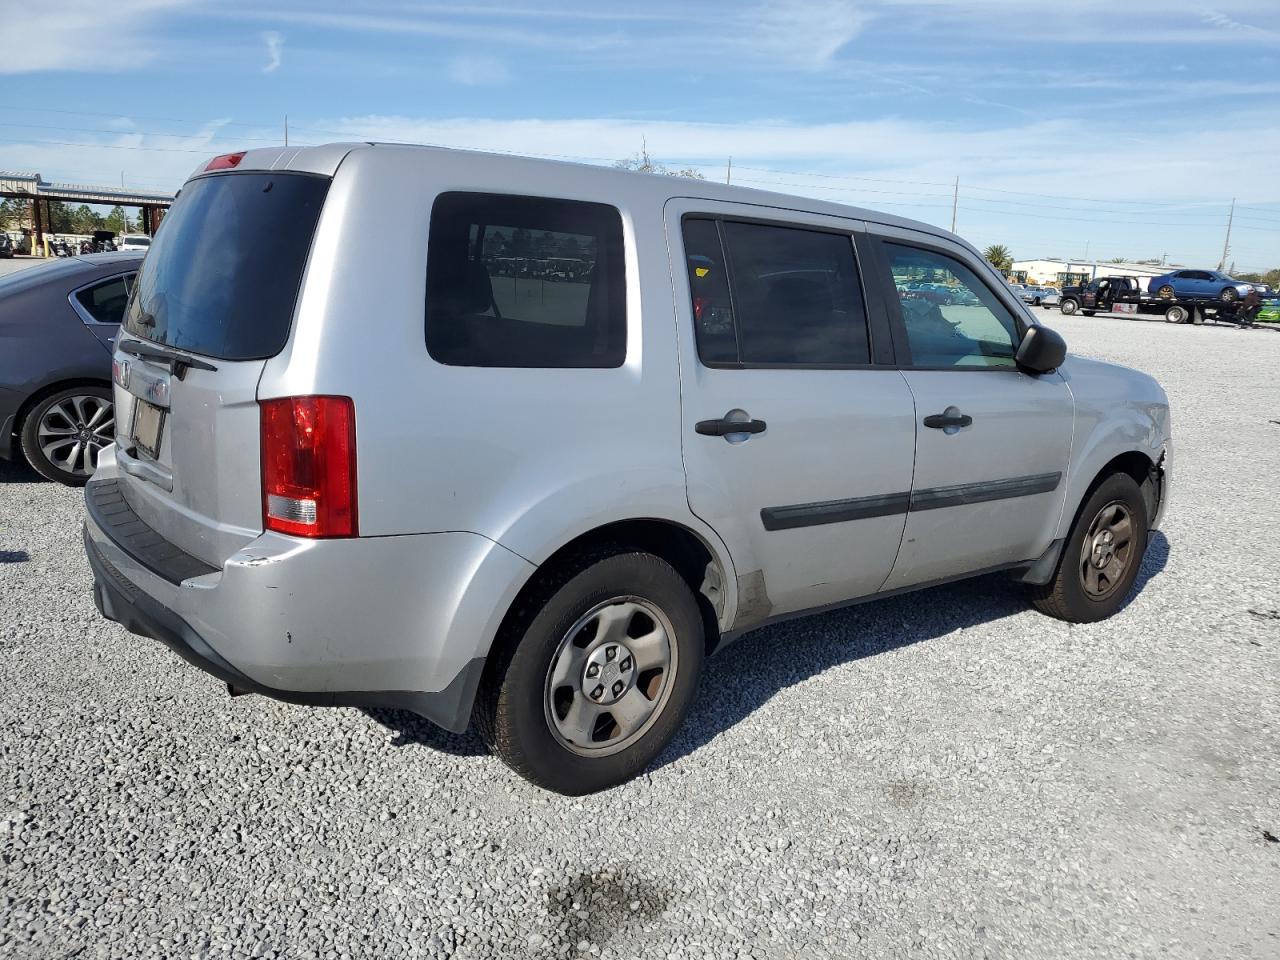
[257,146,740,619]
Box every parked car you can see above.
[0,233,14,258]
[84,144,1170,795]
[1147,269,1253,302]
[116,235,152,252]
[1019,285,1054,307]
[1039,287,1061,308]
[0,253,142,484]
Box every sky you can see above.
[2,0,1279,271]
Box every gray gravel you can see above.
[2,313,1278,959]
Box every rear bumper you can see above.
[87,529,484,730]
[83,476,535,732]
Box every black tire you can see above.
[19,385,114,486]
[1220,287,1238,302]
[1060,299,1079,315]
[475,550,705,795]
[1028,473,1149,623]
[1164,305,1188,324]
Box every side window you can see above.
[680,217,871,366]
[425,192,625,368]
[75,274,134,325]
[885,243,1020,369]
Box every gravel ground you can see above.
[2,313,1278,960]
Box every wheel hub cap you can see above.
[1078,501,1135,600]
[582,643,635,704]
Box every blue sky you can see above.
[3,0,1279,270]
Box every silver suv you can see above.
[84,144,1170,794]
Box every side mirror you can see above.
[1016,324,1067,373]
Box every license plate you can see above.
[131,399,165,460]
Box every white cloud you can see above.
[261,31,284,73]
[446,55,509,86]
[0,0,188,74]
[745,0,873,67]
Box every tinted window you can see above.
[425,193,625,368]
[681,218,871,366]
[886,243,1020,368]
[75,274,135,324]
[681,218,738,364]
[125,172,329,360]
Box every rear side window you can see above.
[75,274,135,324]
[681,217,871,366]
[425,192,626,368]
[125,172,329,360]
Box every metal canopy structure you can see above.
[0,171,175,254]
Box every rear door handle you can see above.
[923,410,973,430]
[696,413,767,437]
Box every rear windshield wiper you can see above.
[118,339,218,380]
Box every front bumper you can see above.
[83,476,535,732]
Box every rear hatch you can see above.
[110,169,329,568]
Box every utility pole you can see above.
[1218,198,1234,271]
[725,156,732,185]
[950,176,959,232]
[284,115,289,147]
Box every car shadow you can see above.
[0,458,41,484]
[0,550,30,563]
[653,529,1170,771]
[364,532,1169,768]
[363,707,488,756]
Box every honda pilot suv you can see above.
[84,143,1170,794]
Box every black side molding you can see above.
[761,491,911,531]
[908,472,1062,512]
[760,472,1062,531]
[85,478,218,584]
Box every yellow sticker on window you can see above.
[695,266,710,278]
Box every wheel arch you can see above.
[493,517,735,662]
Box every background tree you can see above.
[982,244,1013,273]
[615,145,705,180]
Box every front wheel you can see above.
[20,385,114,486]
[1060,299,1079,315]
[475,551,705,794]
[1028,473,1149,623]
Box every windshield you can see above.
[124,171,329,360]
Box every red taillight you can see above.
[205,151,246,171]
[260,396,358,538]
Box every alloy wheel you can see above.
[37,395,114,478]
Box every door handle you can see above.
[696,413,767,437]
[923,411,973,430]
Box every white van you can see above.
[84,143,1169,794]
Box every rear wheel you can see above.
[1157,284,1175,299]
[1220,286,1238,302]
[475,550,705,794]
[20,385,114,486]
[1028,473,1149,623]
[1164,305,1188,324]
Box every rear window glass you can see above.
[425,192,626,368]
[125,172,329,360]
[75,274,135,324]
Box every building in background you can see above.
[1011,258,1174,287]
